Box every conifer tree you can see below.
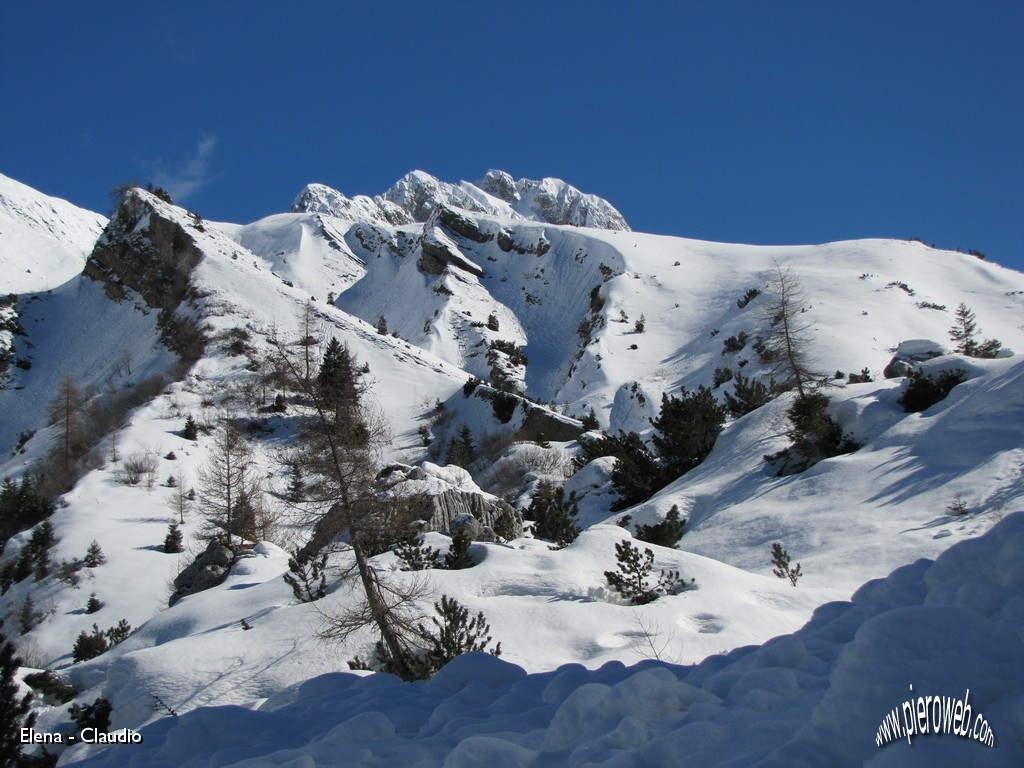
[651,386,727,480]
[527,482,581,549]
[445,425,477,470]
[1,630,37,767]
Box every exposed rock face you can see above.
[380,463,522,540]
[82,189,206,360]
[170,540,235,605]
[884,339,948,378]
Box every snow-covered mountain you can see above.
[1,170,1023,766]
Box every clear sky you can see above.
[2,2,1022,271]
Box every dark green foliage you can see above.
[445,425,478,469]
[85,594,103,614]
[490,392,518,423]
[486,314,500,331]
[1,630,37,767]
[847,367,873,384]
[946,494,969,516]
[72,625,108,663]
[488,339,528,367]
[318,337,361,420]
[83,541,105,568]
[182,414,199,441]
[898,369,966,413]
[723,372,775,418]
[395,535,441,571]
[634,505,686,548]
[492,510,518,543]
[721,331,748,354]
[769,393,859,474]
[526,482,581,549]
[604,540,693,605]
[633,314,646,333]
[737,287,761,309]
[18,596,41,634]
[0,475,53,556]
[69,697,112,737]
[283,549,327,602]
[712,367,733,388]
[71,620,132,662]
[443,529,475,569]
[16,521,57,583]
[771,542,802,586]
[463,377,480,396]
[417,595,501,674]
[580,431,663,511]
[949,303,1002,358]
[580,407,599,430]
[375,315,388,335]
[651,387,727,480]
[272,393,287,412]
[286,461,305,503]
[349,596,501,680]
[22,670,78,704]
[163,522,183,554]
[144,182,173,203]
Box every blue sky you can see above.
[2,2,1022,271]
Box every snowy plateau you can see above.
[1,168,1023,766]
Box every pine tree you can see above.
[442,529,475,570]
[83,541,105,568]
[949,302,1002,358]
[445,425,477,469]
[198,423,263,546]
[283,548,328,602]
[527,482,581,549]
[418,595,501,673]
[651,386,727,480]
[286,461,305,503]
[85,593,104,614]
[1,630,37,767]
[182,414,199,441]
[723,372,776,418]
[634,505,686,548]
[163,522,184,553]
[771,542,802,586]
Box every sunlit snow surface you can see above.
[64,514,1024,767]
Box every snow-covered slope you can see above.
[1,171,1023,767]
[61,514,1024,767]
[0,173,107,293]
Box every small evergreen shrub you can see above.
[721,331,749,354]
[69,697,112,736]
[163,522,184,553]
[946,494,969,516]
[898,369,966,413]
[71,626,109,663]
[723,372,775,418]
[634,505,686,548]
[526,482,581,549]
[83,541,106,568]
[182,415,199,441]
[442,529,475,570]
[395,535,441,571]
[712,367,733,388]
[283,549,328,602]
[417,595,501,673]
[768,393,859,474]
[604,540,693,605]
[771,543,802,586]
[580,407,599,430]
[486,314,500,331]
[85,594,103,614]
[633,314,646,333]
[737,287,761,309]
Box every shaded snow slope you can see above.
[0,172,106,293]
[62,513,1024,768]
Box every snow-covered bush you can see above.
[898,368,966,413]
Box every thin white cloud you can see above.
[154,136,217,202]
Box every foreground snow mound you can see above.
[65,514,1024,767]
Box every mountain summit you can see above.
[292,169,630,230]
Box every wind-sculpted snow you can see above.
[64,514,1024,767]
[0,172,106,293]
